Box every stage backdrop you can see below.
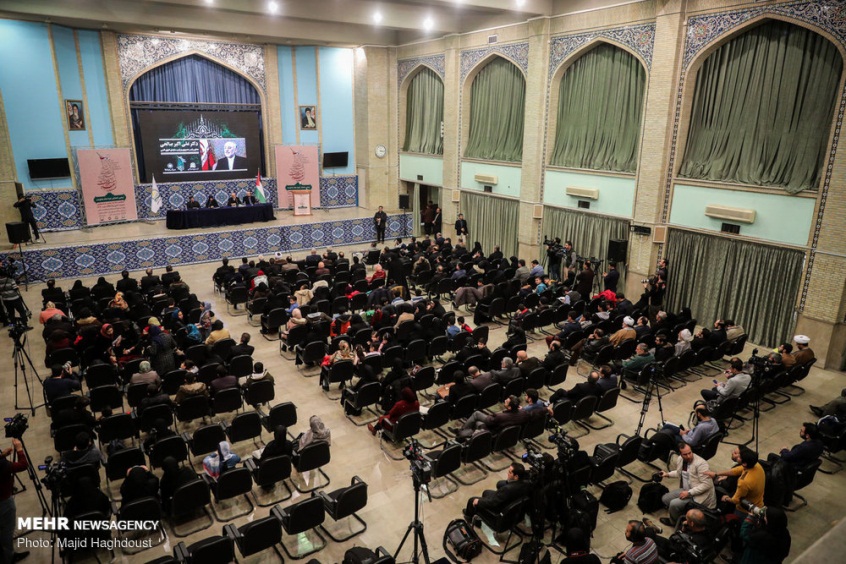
[275,145,320,209]
[77,148,138,226]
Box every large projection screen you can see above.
[136,110,262,182]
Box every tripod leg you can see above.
[414,522,431,564]
[394,522,415,561]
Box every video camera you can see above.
[740,499,766,519]
[404,439,433,484]
[38,456,66,494]
[747,349,771,374]
[8,320,32,341]
[545,424,578,461]
[4,413,28,439]
[666,530,710,564]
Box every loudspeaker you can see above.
[606,239,628,264]
[398,194,410,210]
[6,222,30,245]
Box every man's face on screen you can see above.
[224,142,236,158]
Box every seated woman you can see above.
[203,441,241,478]
[320,340,357,391]
[341,364,380,414]
[68,280,91,301]
[120,465,160,505]
[159,456,198,513]
[367,264,387,284]
[280,308,307,351]
[295,415,331,453]
[367,386,419,436]
[251,425,294,462]
[205,195,219,208]
[109,291,129,311]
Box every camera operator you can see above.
[740,506,791,564]
[463,462,531,522]
[14,194,40,242]
[0,274,28,324]
[641,275,666,322]
[545,237,563,282]
[0,438,30,563]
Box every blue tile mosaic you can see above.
[398,55,446,88]
[0,214,413,282]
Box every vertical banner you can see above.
[275,145,320,209]
[77,148,138,226]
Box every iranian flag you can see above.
[200,139,216,170]
[255,171,267,203]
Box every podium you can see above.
[286,183,313,216]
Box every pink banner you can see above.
[275,145,320,209]
[77,148,138,226]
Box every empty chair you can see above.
[211,388,243,418]
[224,515,284,559]
[229,355,253,378]
[244,379,275,408]
[417,400,451,450]
[226,286,249,314]
[423,442,463,499]
[260,401,298,433]
[169,478,214,538]
[149,435,189,468]
[343,381,382,426]
[482,425,522,471]
[174,535,236,564]
[317,475,368,542]
[594,433,645,483]
[245,455,293,507]
[589,445,620,486]
[225,412,263,446]
[272,496,327,560]
[569,395,600,438]
[454,430,492,486]
[89,385,123,413]
[583,388,620,430]
[211,338,236,361]
[97,413,137,448]
[116,496,165,554]
[203,466,254,522]
[296,341,326,370]
[405,339,428,365]
[692,431,724,461]
[176,395,211,429]
[785,458,823,511]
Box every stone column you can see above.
[441,36,462,231]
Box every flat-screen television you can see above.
[323,151,348,168]
[27,158,71,180]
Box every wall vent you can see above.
[721,223,741,234]
[577,200,590,210]
[566,186,599,200]
[488,34,498,44]
[532,205,544,219]
[705,204,756,224]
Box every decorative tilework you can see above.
[684,0,846,68]
[0,214,412,282]
[319,176,358,208]
[117,34,266,91]
[135,178,279,219]
[548,24,656,77]
[28,189,83,232]
[460,42,530,81]
[398,55,446,88]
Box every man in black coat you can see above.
[542,341,568,372]
[454,213,468,238]
[116,270,139,294]
[161,265,180,287]
[373,206,388,244]
[230,332,255,358]
[549,371,602,405]
[140,268,161,293]
[464,462,532,520]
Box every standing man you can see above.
[0,438,30,563]
[546,238,562,282]
[13,195,40,242]
[604,261,620,293]
[422,201,435,236]
[432,207,442,234]
[562,241,577,282]
[454,213,469,239]
[0,275,27,323]
[374,206,388,244]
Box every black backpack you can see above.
[343,546,379,564]
[443,518,483,562]
[599,480,633,513]
[570,490,599,531]
[637,482,669,513]
[518,540,552,564]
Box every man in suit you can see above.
[490,357,521,386]
[373,206,388,244]
[41,278,65,304]
[231,332,255,358]
[115,270,138,295]
[454,213,468,238]
[185,196,200,209]
[515,350,540,378]
[161,265,180,287]
[226,192,241,207]
[140,268,161,293]
[212,141,247,170]
[242,190,258,205]
[549,370,602,405]
[464,462,532,521]
[658,443,716,526]
[542,341,567,372]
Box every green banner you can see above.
[285,183,313,191]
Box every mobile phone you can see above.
[713,379,718,385]
[679,425,685,431]
[38,465,47,471]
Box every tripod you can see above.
[11,436,51,519]
[635,370,666,437]
[395,468,431,564]
[12,331,44,415]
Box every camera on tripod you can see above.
[8,320,32,340]
[38,456,66,494]
[404,439,433,485]
[4,413,28,439]
[747,349,770,373]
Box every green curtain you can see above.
[464,57,526,162]
[403,68,444,155]
[665,229,805,346]
[541,206,631,288]
[550,43,646,172]
[460,190,520,258]
[678,21,842,193]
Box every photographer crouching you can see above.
[0,437,30,563]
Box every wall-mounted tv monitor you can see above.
[27,158,71,180]
[323,151,349,168]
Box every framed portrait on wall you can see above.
[65,99,85,130]
[299,105,317,130]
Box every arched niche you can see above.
[399,64,445,155]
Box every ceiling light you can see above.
[268,1,279,14]
[516,0,526,7]
[204,0,214,5]
[373,11,383,24]
[423,17,434,31]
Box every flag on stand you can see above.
[151,175,163,214]
[255,171,267,203]
[200,139,216,170]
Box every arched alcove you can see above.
[400,65,444,155]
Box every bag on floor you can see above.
[343,546,380,564]
[443,518,482,562]
[518,540,552,564]
[637,481,669,513]
[599,480,633,513]
[570,490,599,531]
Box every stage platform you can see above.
[2,207,412,282]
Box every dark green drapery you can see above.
[464,57,526,162]
[460,191,520,259]
[665,229,805,346]
[403,67,444,155]
[550,43,646,172]
[541,206,631,287]
[679,21,842,193]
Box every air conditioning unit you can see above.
[566,186,599,200]
[451,189,461,203]
[704,205,756,224]
[474,173,498,185]
[532,205,544,219]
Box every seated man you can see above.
[490,357,521,386]
[515,350,540,378]
[810,387,846,418]
[660,405,720,450]
[701,357,750,402]
[609,316,637,346]
[43,363,81,405]
[450,395,527,440]
[651,334,675,363]
[611,521,658,564]
[774,422,824,468]
[657,443,716,527]
[705,448,765,518]
[597,364,619,392]
[549,371,603,406]
[520,388,548,413]
[542,341,567,372]
[568,328,609,366]
[61,431,104,468]
[463,462,532,521]
[651,508,714,562]
[547,310,581,346]
[621,343,655,380]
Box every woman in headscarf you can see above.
[68,279,90,301]
[368,386,419,436]
[120,465,160,505]
[280,308,307,352]
[74,307,100,328]
[205,195,219,208]
[251,425,293,462]
[147,324,178,376]
[91,276,115,299]
[320,340,356,390]
[65,476,111,519]
[159,456,198,513]
[296,415,331,452]
[199,302,214,335]
[130,360,160,387]
[251,281,271,300]
[109,291,129,311]
[93,323,116,363]
[294,282,314,307]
